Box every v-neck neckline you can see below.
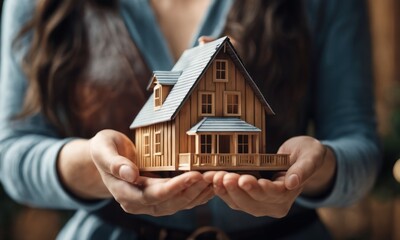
[119,0,233,71]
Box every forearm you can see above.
[57,139,111,200]
[297,137,380,208]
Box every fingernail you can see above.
[119,165,134,182]
[287,174,300,189]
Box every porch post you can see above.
[195,135,199,166]
[256,134,260,166]
[212,135,216,166]
[233,134,237,167]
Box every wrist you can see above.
[57,139,111,200]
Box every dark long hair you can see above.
[18,0,309,142]
[16,0,122,136]
[224,0,310,150]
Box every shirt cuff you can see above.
[46,138,110,211]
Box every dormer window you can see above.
[213,59,228,82]
[154,85,162,109]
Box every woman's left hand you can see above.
[203,136,336,217]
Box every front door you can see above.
[218,135,231,153]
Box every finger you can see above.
[219,173,249,210]
[193,184,214,205]
[284,146,327,190]
[140,171,203,204]
[198,35,215,45]
[90,131,139,183]
[210,172,239,209]
[174,181,213,211]
[103,173,144,206]
[203,171,218,184]
[236,174,292,202]
[237,174,265,201]
[212,171,228,195]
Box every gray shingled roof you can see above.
[187,117,261,134]
[130,36,274,129]
[146,71,182,90]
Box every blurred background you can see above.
[0,0,400,239]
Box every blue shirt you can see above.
[0,0,380,239]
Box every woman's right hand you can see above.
[88,129,214,216]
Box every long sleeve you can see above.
[0,0,105,210]
[297,0,381,207]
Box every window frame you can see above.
[213,59,228,82]
[198,91,215,116]
[238,135,249,154]
[143,133,150,156]
[224,91,241,116]
[200,135,213,154]
[154,125,162,155]
[154,85,162,109]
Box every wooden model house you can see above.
[130,37,290,171]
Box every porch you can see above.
[178,153,290,171]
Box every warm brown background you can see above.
[1,0,400,239]
[319,0,400,239]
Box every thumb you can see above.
[284,172,301,190]
[110,156,140,183]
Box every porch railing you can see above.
[179,153,290,168]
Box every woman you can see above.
[0,0,380,239]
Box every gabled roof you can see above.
[130,36,274,129]
[187,117,261,135]
[146,71,182,90]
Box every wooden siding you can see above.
[135,121,176,170]
[174,50,267,154]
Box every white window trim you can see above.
[154,85,162,110]
[224,91,241,116]
[143,133,150,156]
[213,59,228,82]
[154,125,162,155]
[199,91,215,116]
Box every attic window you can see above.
[154,85,162,109]
[214,59,228,82]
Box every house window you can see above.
[143,133,150,156]
[224,91,241,116]
[154,125,162,155]
[154,85,162,109]
[238,135,249,154]
[200,135,212,154]
[199,92,215,116]
[214,59,228,82]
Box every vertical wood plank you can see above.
[245,82,255,125]
[190,89,198,127]
[236,68,246,119]
[261,111,266,153]
[205,67,216,91]
[179,101,190,154]
[226,58,236,91]
[215,82,223,116]
[172,120,178,169]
